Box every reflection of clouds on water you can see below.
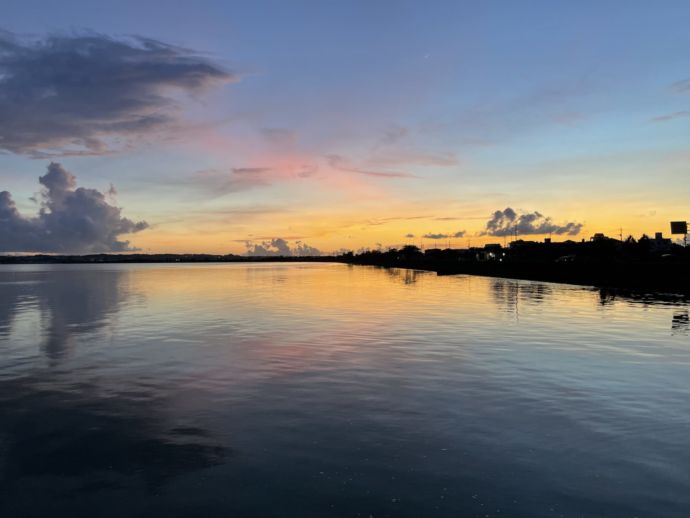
[0,268,228,515]
[38,270,128,361]
[0,374,229,515]
[0,263,688,516]
[0,278,26,337]
[0,269,129,361]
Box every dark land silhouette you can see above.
[2,232,689,294]
[341,234,690,294]
[0,253,333,264]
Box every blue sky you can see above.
[1,0,688,253]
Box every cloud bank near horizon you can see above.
[0,30,233,157]
[422,230,466,240]
[483,207,583,237]
[0,163,148,253]
[245,238,321,257]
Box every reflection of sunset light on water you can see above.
[1,262,689,517]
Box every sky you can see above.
[1,0,688,255]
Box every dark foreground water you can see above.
[0,263,688,518]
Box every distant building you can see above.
[556,254,576,263]
[476,243,503,261]
[651,232,672,253]
[509,239,537,249]
[424,248,444,258]
[590,233,609,242]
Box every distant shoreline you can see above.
[342,257,690,296]
[1,253,689,296]
[0,254,337,265]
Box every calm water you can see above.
[0,263,688,518]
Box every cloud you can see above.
[260,128,297,146]
[368,126,458,168]
[245,238,321,257]
[364,215,429,227]
[422,230,466,240]
[193,164,317,195]
[483,207,582,237]
[368,152,459,168]
[671,79,690,93]
[552,112,584,126]
[0,162,148,253]
[650,111,690,123]
[405,233,415,238]
[376,126,409,147]
[0,30,234,157]
[326,154,417,178]
[207,167,273,193]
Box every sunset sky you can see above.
[2,0,689,255]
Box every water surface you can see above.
[1,263,688,517]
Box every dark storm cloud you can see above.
[0,163,148,253]
[0,30,234,157]
[245,238,321,257]
[483,207,582,237]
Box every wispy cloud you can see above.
[193,163,318,195]
[422,230,465,239]
[368,125,459,168]
[326,154,417,178]
[260,128,297,146]
[368,152,459,168]
[364,215,430,226]
[671,79,690,93]
[650,111,690,123]
[374,125,409,148]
